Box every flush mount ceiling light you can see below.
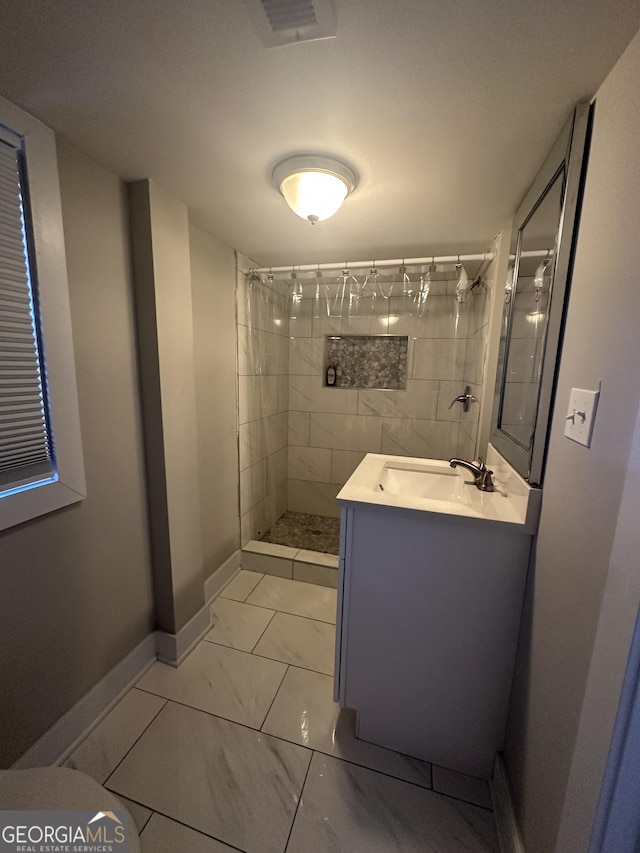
[272,154,357,224]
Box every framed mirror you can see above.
[492,103,591,485]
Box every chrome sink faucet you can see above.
[449,457,495,492]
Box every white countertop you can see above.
[337,446,541,534]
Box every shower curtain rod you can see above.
[245,253,493,275]
[243,249,551,276]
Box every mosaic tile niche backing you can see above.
[326,335,408,390]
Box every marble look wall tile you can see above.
[136,642,286,728]
[289,375,358,415]
[265,412,288,455]
[357,381,439,420]
[381,418,459,460]
[330,449,366,485]
[432,765,493,810]
[463,338,486,385]
[246,575,337,623]
[266,446,287,492]
[262,668,432,788]
[289,336,325,375]
[288,446,331,483]
[253,612,335,675]
[140,813,237,853]
[219,570,264,602]
[240,458,267,515]
[313,312,391,338]
[288,479,341,518]
[411,339,467,381]
[469,287,489,337]
[276,480,288,520]
[458,420,479,460]
[238,375,278,424]
[240,508,254,546]
[64,689,166,784]
[288,411,310,446]
[388,295,471,340]
[242,490,281,545]
[236,273,249,328]
[309,413,383,453]
[287,754,497,853]
[289,297,314,338]
[241,281,290,338]
[239,420,267,471]
[108,702,310,853]
[277,374,289,414]
[261,330,289,375]
[237,325,260,376]
[204,597,275,652]
[424,296,471,340]
[456,428,476,462]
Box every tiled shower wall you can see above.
[237,255,289,544]
[287,269,491,518]
[457,249,496,459]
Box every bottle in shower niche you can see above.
[326,362,338,386]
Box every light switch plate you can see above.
[564,387,599,447]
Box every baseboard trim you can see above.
[204,548,241,603]
[156,602,211,667]
[492,754,526,853]
[12,552,242,768]
[12,632,157,770]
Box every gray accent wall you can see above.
[128,180,205,635]
[0,138,155,768]
[189,224,240,577]
[504,29,640,852]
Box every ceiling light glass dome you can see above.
[272,155,357,224]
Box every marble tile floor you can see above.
[261,511,341,555]
[64,571,498,852]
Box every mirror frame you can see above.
[491,103,592,485]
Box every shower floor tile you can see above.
[261,511,340,554]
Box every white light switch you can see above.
[564,387,599,447]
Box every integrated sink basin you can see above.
[377,461,468,503]
[338,448,542,533]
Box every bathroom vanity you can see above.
[334,446,541,778]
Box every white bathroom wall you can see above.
[237,261,289,543]
[504,28,640,853]
[287,269,487,518]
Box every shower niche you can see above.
[324,335,409,390]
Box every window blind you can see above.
[0,136,53,490]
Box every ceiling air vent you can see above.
[243,0,336,48]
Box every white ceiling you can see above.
[0,1,638,267]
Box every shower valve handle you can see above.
[449,386,478,414]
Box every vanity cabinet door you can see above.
[339,502,531,777]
